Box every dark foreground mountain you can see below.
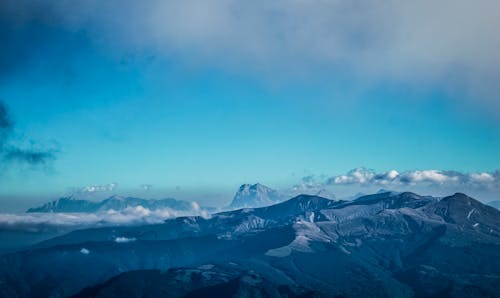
[71,265,318,298]
[1,192,499,297]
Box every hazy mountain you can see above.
[229,183,284,208]
[27,195,211,213]
[487,200,500,210]
[1,191,499,297]
[314,188,336,200]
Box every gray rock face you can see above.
[229,183,284,208]
[2,192,499,297]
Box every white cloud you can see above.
[0,203,211,231]
[80,248,90,255]
[329,168,376,185]
[68,183,118,195]
[80,183,118,193]
[469,173,495,183]
[190,201,211,219]
[141,184,153,191]
[325,168,500,191]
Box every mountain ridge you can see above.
[26,196,213,213]
[2,191,499,297]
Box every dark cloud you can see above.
[2,147,58,166]
[0,103,13,129]
[0,0,89,84]
[0,100,59,170]
[1,0,500,115]
[0,101,14,144]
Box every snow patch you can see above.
[309,212,315,223]
[467,208,476,220]
[197,264,215,270]
[114,236,136,243]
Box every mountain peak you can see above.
[441,192,473,204]
[229,183,283,209]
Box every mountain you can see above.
[1,191,499,297]
[72,265,317,298]
[487,200,500,210]
[26,195,211,213]
[314,188,336,200]
[229,183,284,208]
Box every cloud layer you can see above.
[0,203,211,231]
[325,168,500,191]
[1,1,500,113]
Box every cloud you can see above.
[0,101,59,170]
[0,203,212,231]
[325,167,500,191]
[190,201,210,219]
[0,1,85,82]
[292,174,328,190]
[141,184,153,191]
[1,1,500,114]
[2,147,58,166]
[0,101,13,144]
[80,248,90,255]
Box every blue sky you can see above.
[1,1,499,210]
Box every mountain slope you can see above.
[487,200,500,210]
[1,192,499,297]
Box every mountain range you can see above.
[27,195,210,213]
[26,183,337,213]
[1,191,499,297]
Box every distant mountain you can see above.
[27,195,210,213]
[314,188,336,200]
[487,200,500,210]
[229,183,284,208]
[2,191,499,297]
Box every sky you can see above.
[0,0,499,211]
